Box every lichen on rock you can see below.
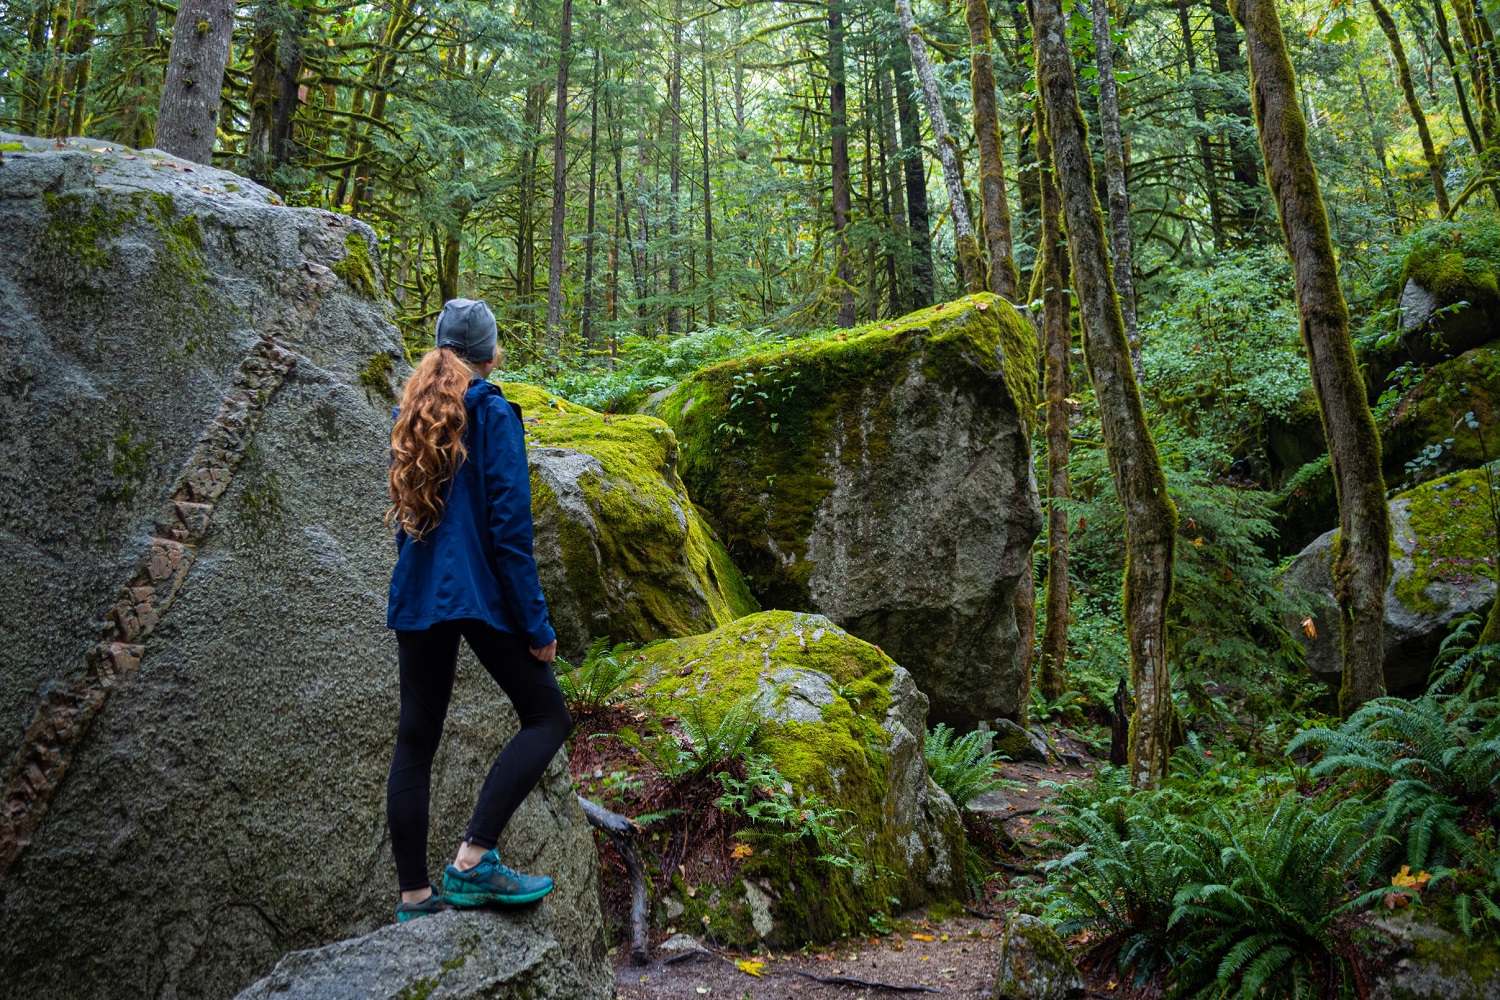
[655,294,1042,727]
[505,382,758,662]
[634,610,965,946]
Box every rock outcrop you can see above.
[635,610,965,946]
[235,908,609,1000]
[1282,466,1497,693]
[506,382,758,663]
[654,295,1042,727]
[993,913,1086,1000]
[0,137,609,999]
[1382,342,1500,488]
[1368,909,1500,1000]
[1395,222,1500,368]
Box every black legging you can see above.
[386,618,573,891]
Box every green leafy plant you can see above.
[554,638,641,714]
[717,754,864,875]
[924,724,1009,809]
[612,694,761,782]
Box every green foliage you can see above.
[1287,629,1500,937]
[612,694,760,782]
[923,724,1009,808]
[717,754,864,875]
[554,638,642,714]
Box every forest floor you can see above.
[611,746,1115,1000]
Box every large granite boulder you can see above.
[236,908,608,1000]
[654,295,1042,727]
[635,609,965,946]
[0,137,609,999]
[504,382,758,664]
[1395,222,1500,368]
[1281,466,1497,694]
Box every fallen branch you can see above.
[662,948,716,965]
[577,795,650,965]
[963,903,1005,920]
[787,969,942,993]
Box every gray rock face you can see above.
[1281,479,1495,694]
[655,296,1042,728]
[235,908,609,1000]
[1369,911,1500,1000]
[994,913,1085,1000]
[0,138,609,1000]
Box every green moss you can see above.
[658,294,1035,608]
[501,382,758,646]
[359,352,398,403]
[1385,344,1500,481]
[43,191,128,270]
[0,142,26,152]
[334,230,380,298]
[637,610,934,946]
[1393,465,1499,614]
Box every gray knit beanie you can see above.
[434,298,498,363]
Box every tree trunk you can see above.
[1089,0,1143,382]
[880,65,911,315]
[1433,0,1485,157]
[897,0,985,292]
[1230,0,1390,716]
[1030,0,1178,787]
[1034,110,1073,704]
[1371,0,1451,215]
[701,24,717,326]
[830,0,857,326]
[583,48,601,351]
[1207,0,1265,229]
[545,0,574,354]
[53,0,96,138]
[667,0,684,334]
[1175,0,1225,249]
[268,7,307,168]
[154,0,234,165]
[966,0,1020,301]
[891,53,936,309]
[18,1,51,137]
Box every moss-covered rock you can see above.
[1281,465,1497,693]
[1369,909,1500,1000]
[504,383,758,662]
[1396,222,1500,365]
[1384,342,1500,487]
[993,913,1085,1000]
[636,610,966,946]
[655,295,1042,727]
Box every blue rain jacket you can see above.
[386,377,556,648]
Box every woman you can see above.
[384,297,572,922]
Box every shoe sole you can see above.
[442,882,554,907]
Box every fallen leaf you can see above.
[976,301,989,310]
[696,988,710,995]
[1391,865,1432,891]
[1301,616,1317,639]
[911,933,934,942]
[731,843,754,860]
[736,959,766,977]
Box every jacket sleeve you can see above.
[477,393,556,648]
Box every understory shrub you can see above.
[555,638,641,714]
[924,724,1009,808]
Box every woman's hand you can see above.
[530,640,557,662]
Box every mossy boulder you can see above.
[635,610,966,946]
[1383,342,1500,487]
[1281,466,1497,693]
[1396,222,1500,366]
[654,295,1043,727]
[1368,909,1500,1000]
[503,383,758,663]
[994,913,1085,1000]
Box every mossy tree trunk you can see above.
[890,47,937,310]
[545,0,574,353]
[896,0,985,293]
[965,0,1020,301]
[154,0,234,165]
[1033,106,1073,704]
[1030,0,1178,787]
[1088,0,1143,382]
[1231,0,1390,716]
[1370,0,1451,216]
[830,0,857,326]
[1432,0,1485,158]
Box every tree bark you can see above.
[891,53,936,309]
[1207,0,1264,229]
[1175,0,1225,249]
[701,24,717,326]
[830,0,856,326]
[1089,0,1143,382]
[1230,0,1390,716]
[879,65,911,315]
[896,0,985,293]
[667,0,684,334]
[1034,109,1073,704]
[154,0,234,165]
[1371,0,1451,215]
[1433,0,1485,157]
[1030,0,1178,787]
[545,0,574,354]
[966,0,1020,301]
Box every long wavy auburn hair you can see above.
[387,345,476,541]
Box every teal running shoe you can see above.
[394,883,451,923]
[442,849,554,907]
